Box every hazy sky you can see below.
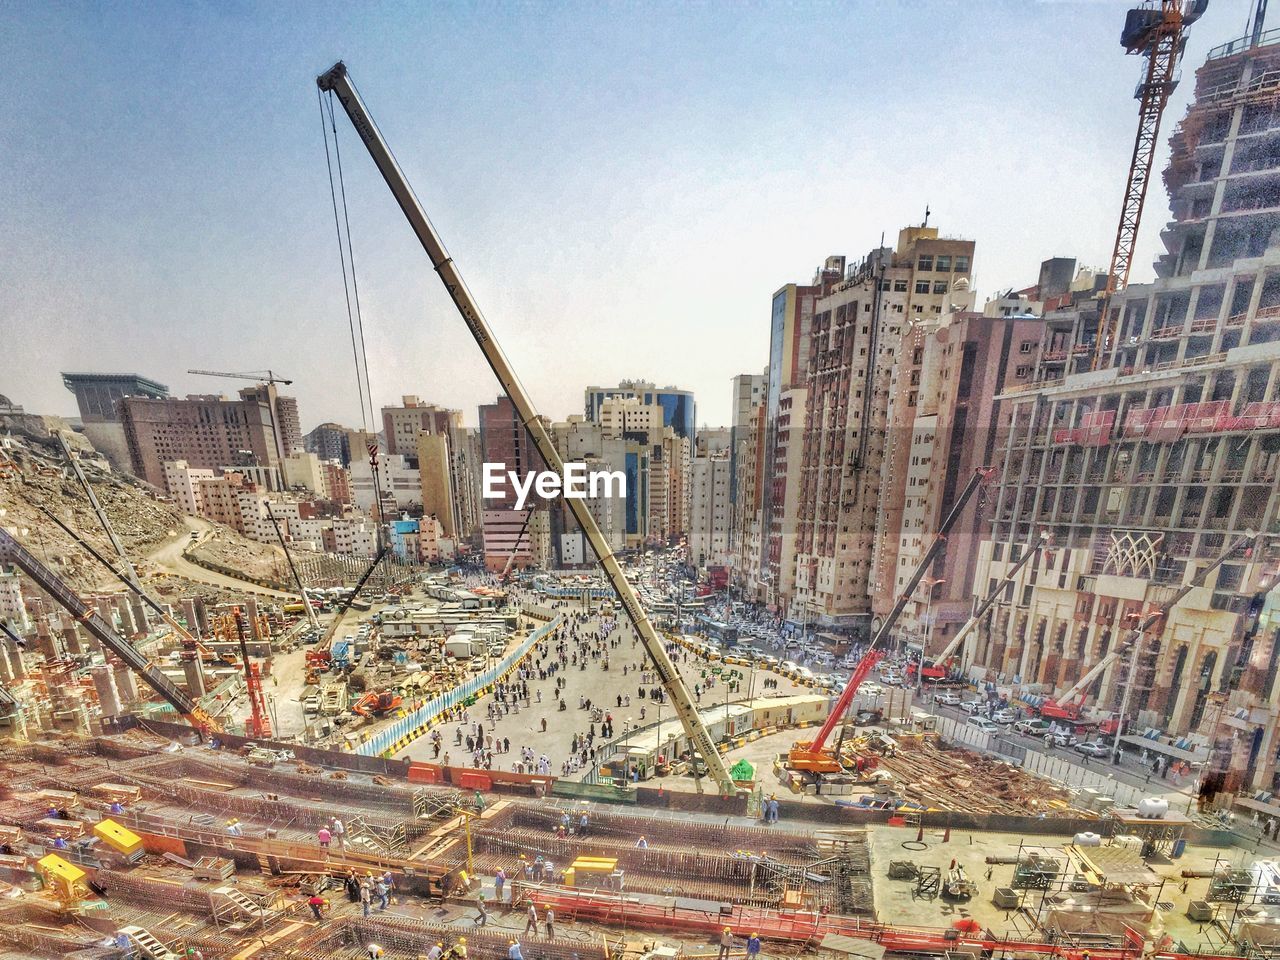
[1,1,1262,430]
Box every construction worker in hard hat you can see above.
[746,933,761,959]
[719,926,734,960]
[425,942,443,960]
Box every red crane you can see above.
[234,607,272,739]
[1092,1,1209,368]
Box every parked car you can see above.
[1044,730,1079,748]
[960,699,984,714]
[880,673,905,687]
[967,716,999,733]
[860,683,884,697]
[1014,719,1051,736]
[934,692,963,706]
[1075,740,1111,759]
[991,708,1017,724]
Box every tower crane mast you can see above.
[1092,0,1208,368]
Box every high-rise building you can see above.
[729,371,767,517]
[61,372,168,472]
[762,259,845,604]
[381,396,460,465]
[479,396,548,571]
[304,422,352,467]
[585,380,696,441]
[689,455,731,569]
[971,35,1280,800]
[792,227,975,637]
[119,385,301,490]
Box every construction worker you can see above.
[307,893,326,921]
[746,933,761,959]
[544,906,555,938]
[718,926,734,959]
[474,892,489,926]
[449,937,468,960]
[524,901,538,935]
[360,880,372,917]
[426,942,444,960]
[636,836,648,849]
[508,940,525,960]
[368,946,385,960]
[332,818,346,850]
[494,867,507,903]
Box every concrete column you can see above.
[94,596,115,627]
[8,641,25,681]
[62,624,84,656]
[92,665,123,716]
[130,595,150,633]
[246,597,262,641]
[181,599,199,636]
[0,642,13,682]
[182,656,206,698]
[195,599,210,635]
[114,596,136,636]
[113,661,138,703]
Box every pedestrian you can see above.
[545,906,555,938]
[524,902,539,935]
[746,933,761,960]
[474,893,489,926]
[307,893,326,921]
[718,926,734,960]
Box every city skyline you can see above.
[2,1,1257,428]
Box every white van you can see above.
[966,716,999,733]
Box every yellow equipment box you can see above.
[93,819,143,857]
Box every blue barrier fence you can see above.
[354,613,563,758]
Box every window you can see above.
[894,279,908,292]
[955,255,970,272]
[1015,365,1031,378]
[1019,341,1033,354]
[933,281,948,294]
[914,305,923,313]
[917,255,933,270]
[915,281,931,294]
[935,255,951,271]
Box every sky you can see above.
[1,0,1265,431]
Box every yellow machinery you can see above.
[37,853,89,906]
[94,819,144,861]
[564,856,618,887]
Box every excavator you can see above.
[1036,530,1258,731]
[351,690,403,718]
[788,467,996,775]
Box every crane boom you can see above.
[791,467,993,769]
[1093,0,1201,368]
[927,531,1051,670]
[0,526,219,733]
[264,503,321,632]
[317,61,738,795]
[188,368,293,385]
[57,433,143,594]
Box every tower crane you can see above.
[1092,0,1209,368]
[188,369,294,385]
[316,61,739,795]
[788,467,995,775]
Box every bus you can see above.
[696,615,738,646]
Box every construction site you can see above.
[6,1,1280,958]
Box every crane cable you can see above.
[319,87,391,575]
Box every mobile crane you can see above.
[1033,530,1257,753]
[788,467,995,774]
[909,531,1052,684]
[317,62,738,795]
[0,525,221,734]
